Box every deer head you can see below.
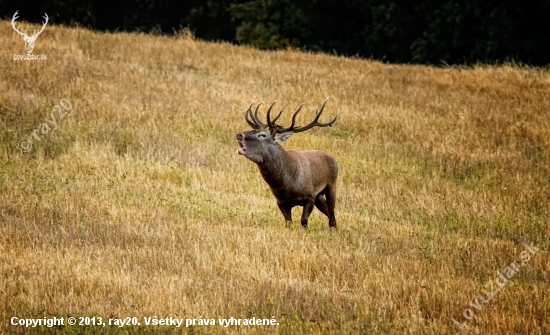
[237,98,336,163]
[236,98,338,228]
[12,11,49,54]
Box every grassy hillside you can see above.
[1,21,549,334]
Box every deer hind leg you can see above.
[325,183,337,228]
[300,197,315,228]
[314,194,329,217]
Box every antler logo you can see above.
[12,10,48,54]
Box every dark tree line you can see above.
[2,0,549,65]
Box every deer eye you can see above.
[258,133,267,138]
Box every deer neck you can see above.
[257,143,299,189]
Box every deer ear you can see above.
[273,131,294,143]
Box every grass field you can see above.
[1,20,549,334]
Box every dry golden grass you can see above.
[0,20,549,334]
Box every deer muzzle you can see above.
[236,133,246,155]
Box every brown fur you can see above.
[237,115,338,228]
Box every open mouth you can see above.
[237,141,246,155]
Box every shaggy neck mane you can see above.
[257,143,299,188]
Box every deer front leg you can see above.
[300,197,315,228]
[277,203,293,225]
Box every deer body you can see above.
[258,148,336,203]
[236,98,338,228]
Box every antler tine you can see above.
[289,103,305,129]
[266,101,284,128]
[244,102,269,130]
[274,98,335,134]
[245,103,257,129]
[293,98,335,133]
[272,107,284,124]
[251,102,268,129]
[266,101,275,128]
[274,103,305,133]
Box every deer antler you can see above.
[245,101,284,130]
[265,101,284,129]
[244,98,335,133]
[273,98,336,134]
[11,11,27,38]
[245,102,265,130]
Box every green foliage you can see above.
[229,0,305,49]
[1,0,549,65]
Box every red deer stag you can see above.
[236,98,338,228]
